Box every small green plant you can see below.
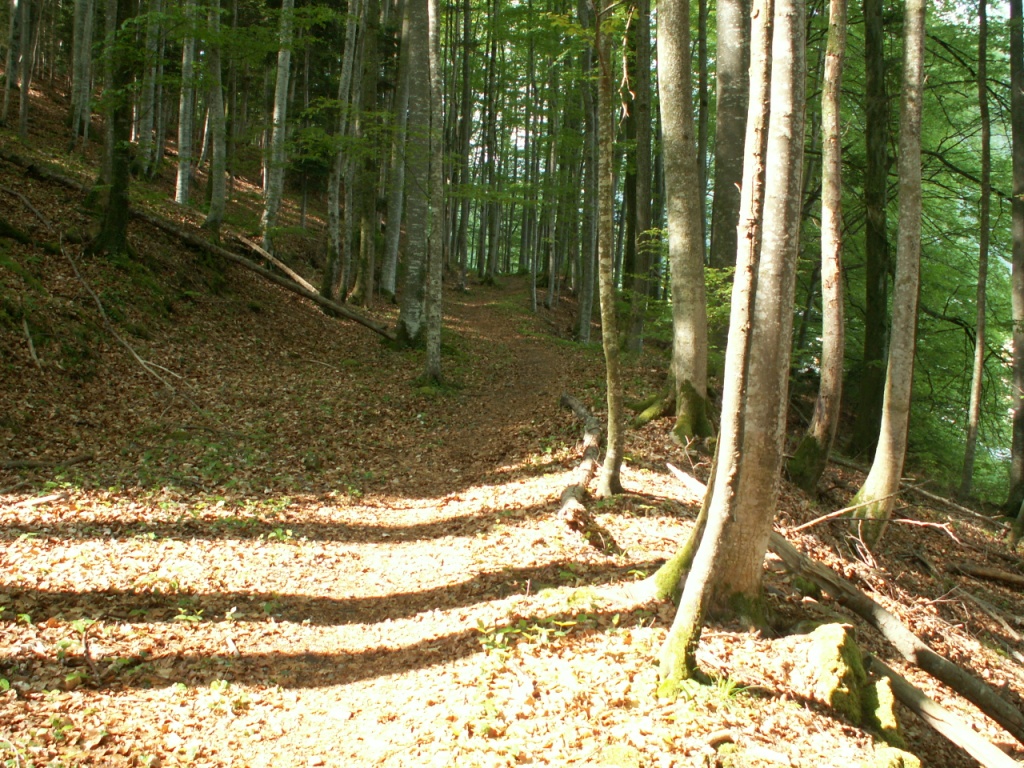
[266,527,294,543]
[173,607,204,623]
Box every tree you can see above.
[202,0,228,234]
[787,0,846,493]
[850,0,926,548]
[660,0,806,684]
[175,0,197,206]
[850,0,890,456]
[594,6,624,498]
[423,0,444,384]
[658,0,710,441]
[68,0,95,151]
[261,0,295,254]
[1009,0,1024,519]
[87,0,138,258]
[960,0,990,500]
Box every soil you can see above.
[1,83,1023,768]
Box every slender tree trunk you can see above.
[16,0,32,139]
[423,0,444,382]
[396,0,430,345]
[68,0,93,150]
[175,0,197,205]
[324,0,362,300]
[661,0,807,684]
[577,19,597,343]
[850,0,925,549]
[381,0,411,301]
[1007,0,1024,516]
[787,0,846,493]
[202,0,227,234]
[960,0,990,500]
[260,0,294,253]
[134,0,160,173]
[659,0,710,440]
[350,0,381,306]
[87,0,136,257]
[595,13,624,498]
[2,0,18,125]
[850,0,890,456]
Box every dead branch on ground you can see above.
[953,563,1024,589]
[867,656,1020,768]
[236,235,319,295]
[769,532,1024,746]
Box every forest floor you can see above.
[2,85,1024,768]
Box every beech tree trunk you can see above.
[850,0,925,548]
[960,0,990,499]
[595,15,623,498]
[260,0,294,254]
[1007,0,1024,516]
[660,0,806,684]
[175,0,197,206]
[658,0,710,442]
[202,0,227,234]
[787,0,846,493]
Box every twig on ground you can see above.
[790,483,927,533]
[5,492,69,509]
[22,318,41,369]
[1,452,94,470]
[0,184,54,231]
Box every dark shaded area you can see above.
[0,559,663,627]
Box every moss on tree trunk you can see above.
[672,379,712,442]
[787,432,828,493]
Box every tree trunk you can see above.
[658,0,711,442]
[850,0,925,549]
[1007,0,1024,516]
[396,0,430,346]
[17,0,32,139]
[133,0,160,173]
[68,0,94,150]
[260,0,294,254]
[175,0,197,206]
[595,15,623,498]
[381,0,411,302]
[202,0,227,234]
[850,0,890,457]
[960,0,990,500]
[423,0,444,382]
[787,0,846,493]
[660,0,806,685]
[707,0,748,273]
[86,0,136,258]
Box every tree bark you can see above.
[423,0,444,383]
[851,0,925,548]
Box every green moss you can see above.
[863,677,905,748]
[672,379,713,441]
[804,624,867,723]
[787,434,829,493]
[859,746,921,768]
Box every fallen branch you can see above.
[953,564,1024,589]
[791,484,924,533]
[6,492,69,509]
[236,235,320,295]
[769,532,1024,746]
[1,452,94,470]
[1,184,54,230]
[867,656,1020,768]
[22,318,41,369]
[0,146,397,343]
[955,588,1023,644]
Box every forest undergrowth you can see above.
[1,87,1023,768]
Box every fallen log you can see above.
[953,563,1024,589]
[557,394,620,552]
[235,234,320,295]
[0,147,396,342]
[867,656,1020,768]
[769,532,1024,746]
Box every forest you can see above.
[1,0,1024,764]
